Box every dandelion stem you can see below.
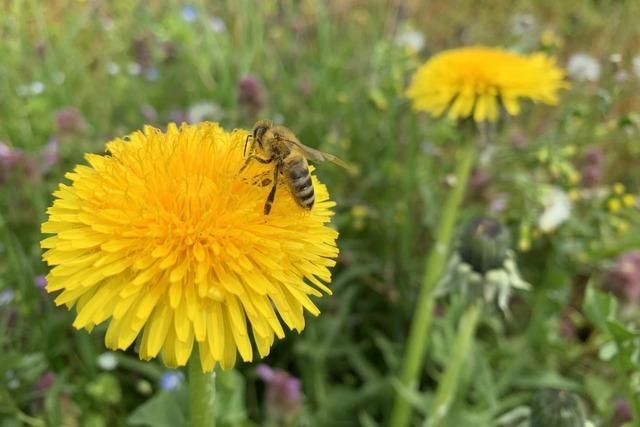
[188,350,216,427]
[424,303,481,427]
[389,141,477,427]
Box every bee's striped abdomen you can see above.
[287,158,314,210]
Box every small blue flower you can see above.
[144,67,159,81]
[0,289,15,306]
[181,5,197,23]
[159,371,184,391]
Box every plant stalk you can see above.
[424,303,481,427]
[188,350,216,427]
[389,141,477,427]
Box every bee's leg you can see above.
[264,165,280,215]
[239,155,273,173]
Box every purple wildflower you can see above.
[237,74,266,117]
[256,364,302,424]
[608,251,640,303]
[54,107,86,135]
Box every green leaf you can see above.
[127,389,188,427]
[215,369,248,425]
[581,284,617,332]
[607,320,639,343]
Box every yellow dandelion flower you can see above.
[406,46,567,122]
[41,122,339,372]
[613,182,626,195]
[622,194,636,207]
[608,198,622,213]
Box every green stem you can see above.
[616,344,640,423]
[389,141,477,427]
[424,303,481,427]
[188,350,216,427]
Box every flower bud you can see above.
[458,217,510,274]
[237,74,266,117]
[530,389,586,427]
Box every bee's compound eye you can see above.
[255,126,268,139]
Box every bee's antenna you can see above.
[244,134,251,157]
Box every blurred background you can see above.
[2,1,640,426]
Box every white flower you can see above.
[97,352,118,370]
[538,187,571,232]
[187,101,223,123]
[209,16,226,33]
[567,53,601,82]
[127,62,142,76]
[511,13,537,36]
[106,62,120,76]
[394,28,425,53]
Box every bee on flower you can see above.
[40,122,340,371]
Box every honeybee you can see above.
[240,119,351,215]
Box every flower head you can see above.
[538,187,571,232]
[437,217,529,312]
[406,46,567,122]
[530,389,587,427]
[41,122,339,371]
[567,53,601,82]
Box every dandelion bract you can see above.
[40,122,339,371]
[406,46,567,122]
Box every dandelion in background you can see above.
[406,46,567,122]
[566,53,601,82]
[40,122,339,371]
[394,45,566,427]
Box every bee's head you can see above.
[252,120,273,148]
[244,120,273,157]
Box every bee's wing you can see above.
[282,137,354,173]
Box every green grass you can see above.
[2,0,640,426]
